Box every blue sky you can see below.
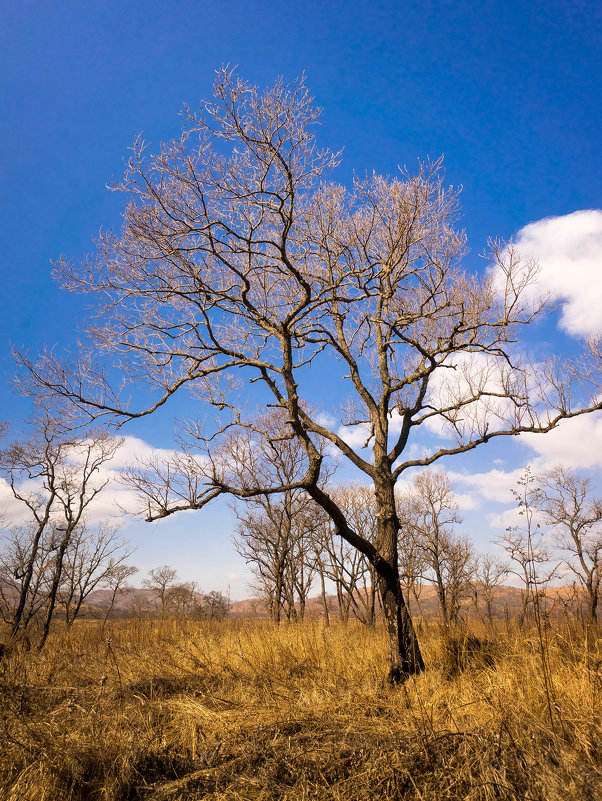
[1,0,601,597]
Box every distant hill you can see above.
[1,581,587,621]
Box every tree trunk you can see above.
[318,567,330,626]
[39,538,70,649]
[378,567,424,683]
[375,486,424,683]
[586,577,598,625]
[10,522,46,638]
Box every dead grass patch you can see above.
[1,618,601,800]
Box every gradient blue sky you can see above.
[1,0,601,596]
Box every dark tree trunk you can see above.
[378,568,424,683]
[434,565,449,628]
[39,528,73,649]
[375,484,424,683]
[10,521,48,638]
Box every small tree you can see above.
[536,465,602,624]
[405,470,474,627]
[472,553,509,625]
[230,413,327,622]
[499,467,557,627]
[19,71,602,682]
[0,526,54,630]
[143,565,179,618]
[197,589,231,620]
[58,523,135,625]
[101,563,139,626]
[313,485,379,625]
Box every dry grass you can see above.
[1,617,601,800]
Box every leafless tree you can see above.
[313,485,379,624]
[0,417,122,645]
[498,467,558,627]
[18,70,602,682]
[230,412,327,622]
[535,465,602,624]
[0,526,54,630]
[472,553,509,625]
[58,523,135,625]
[196,589,230,620]
[165,581,199,616]
[143,565,179,618]
[403,470,474,626]
[396,491,428,616]
[100,563,139,626]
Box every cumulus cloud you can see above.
[444,410,602,530]
[336,422,372,450]
[519,412,602,470]
[447,467,525,505]
[509,209,602,338]
[0,435,187,528]
[410,350,525,443]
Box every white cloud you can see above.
[417,350,523,441]
[448,467,525,504]
[0,435,187,529]
[104,436,179,470]
[519,412,602,470]
[509,209,602,338]
[336,423,372,450]
[453,492,479,511]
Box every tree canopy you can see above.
[19,69,602,681]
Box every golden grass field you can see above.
[1,617,601,800]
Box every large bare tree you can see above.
[18,71,602,681]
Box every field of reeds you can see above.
[1,617,601,800]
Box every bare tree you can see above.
[230,412,327,622]
[101,563,139,625]
[0,526,54,630]
[18,71,602,681]
[197,589,230,620]
[0,417,122,645]
[143,565,179,618]
[397,492,428,616]
[472,553,509,625]
[535,465,602,624]
[313,485,379,625]
[165,581,200,616]
[499,467,557,627]
[58,523,135,625]
[405,470,474,626]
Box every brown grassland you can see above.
[1,617,601,800]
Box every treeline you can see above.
[2,415,600,646]
[234,461,602,629]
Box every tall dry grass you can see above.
[1,616,601,800]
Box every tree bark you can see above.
[378,566,424,683]
[375,484,424,683]
[39,535,71,649]
[10,517,51,638]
